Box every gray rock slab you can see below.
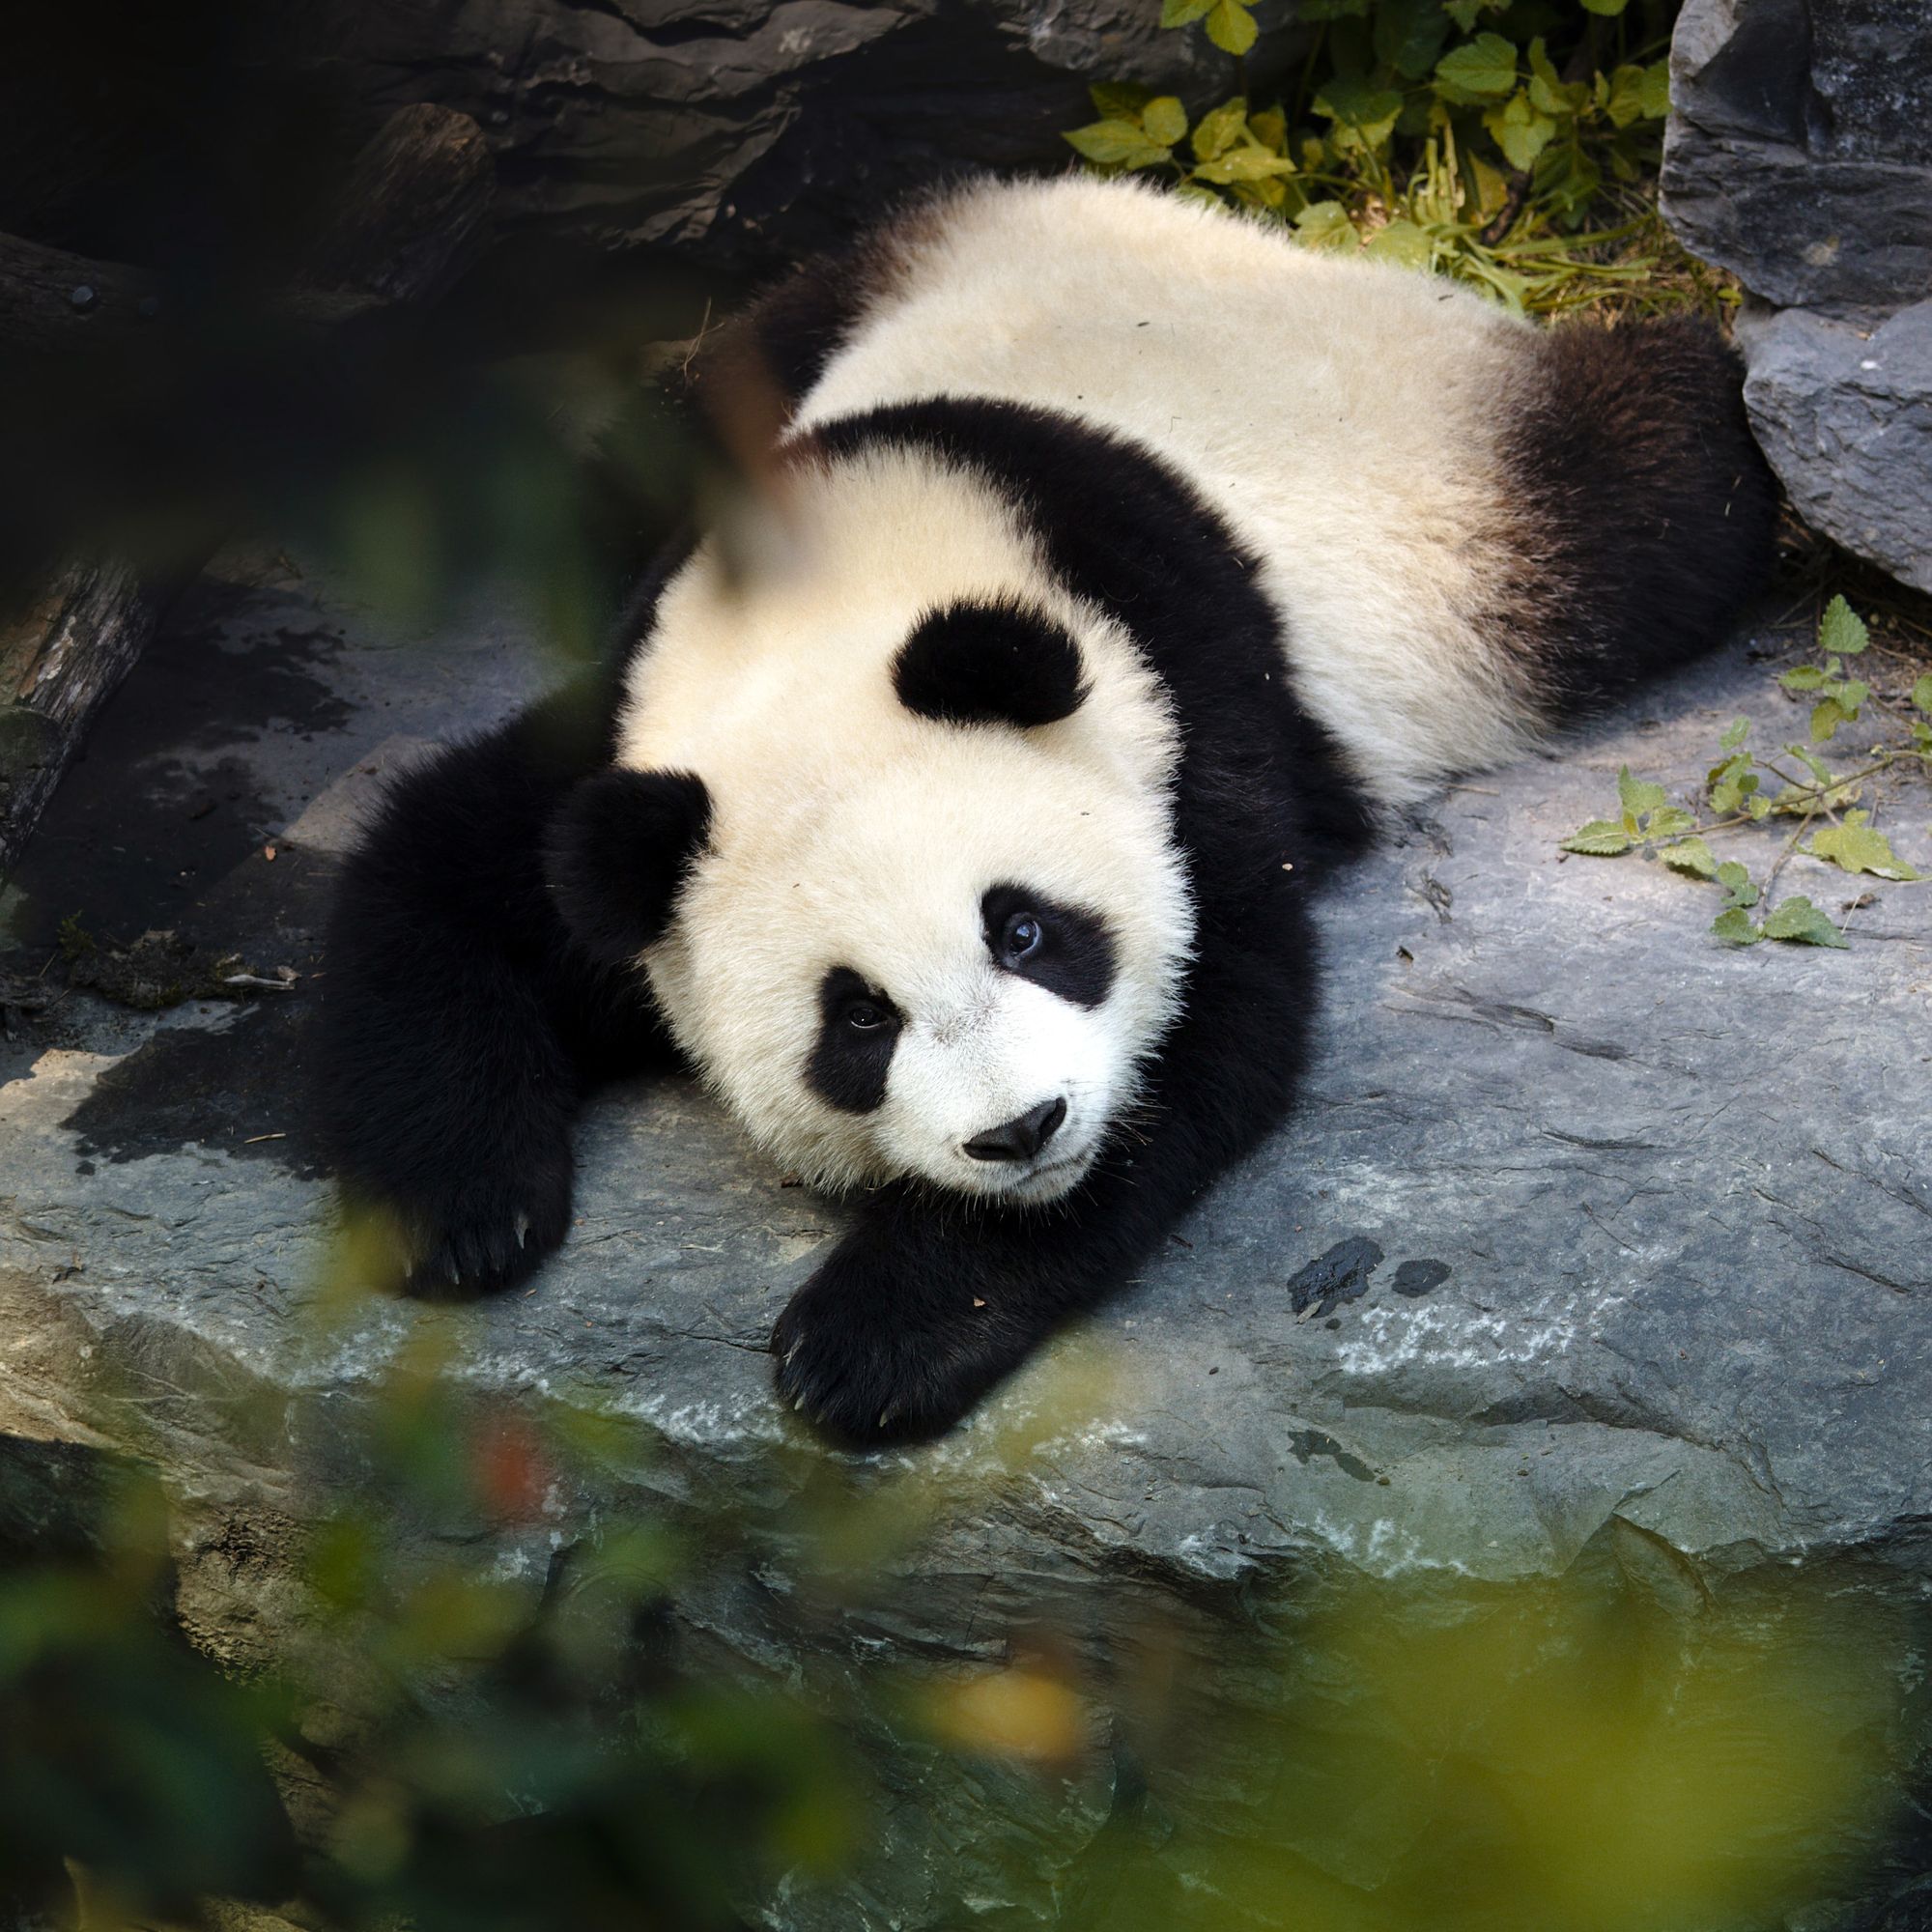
[3,553,1930,1600]
[6,551,1931,1925]
[1738,299,1932,595]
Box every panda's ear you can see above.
[892,597,1088,728]
[544,769,712,962]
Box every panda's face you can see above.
[651,730,1188,1204]
[577,447,1194,1203]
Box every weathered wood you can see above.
[0,556,163,864]
[0,233,165,358]
[0,104,494,877]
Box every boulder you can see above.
[1738,299,1932,595]
[1662,0,1932,592]
[4,2,1286,281]
[1661,0,1932,317]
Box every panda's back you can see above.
[791,176,1547,793]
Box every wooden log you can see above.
[0,557,164,867]
[0,105,494,877]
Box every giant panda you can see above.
[318,173,1777,1444]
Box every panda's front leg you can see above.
[772,921,1320,1443]
[318,689,686,1296]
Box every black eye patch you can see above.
[806,966,902,1113]
[980,884,1117,1009]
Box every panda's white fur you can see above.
[622,444,1190,1203]
[790,176,1540,799]
[321,171,1776,1441]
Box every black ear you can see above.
[544,769,712,963]
[893,597,1088,728]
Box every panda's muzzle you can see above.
[962,1095,1066,1164]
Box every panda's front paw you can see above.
[352,1143,576,1300]
[771,1233,1024,1446]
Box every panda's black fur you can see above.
[318,176,1776,1439]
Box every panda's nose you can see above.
[963,1096,1067,1163]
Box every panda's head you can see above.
[545,450,1192,1205]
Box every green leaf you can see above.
[1790,745,1835,785]
[1443,0,1484,27]
[1141,96,1189,146]
[1313,76,1406,149]
[1560,819,1634,856]
[1717,861,1759,909]
[1912,674,1932,716]
[1293,200,1359,250]
[1645,806,1697,838]
[1064,120,1174,168]
[1720,716,1751,751]
[1836,677,1868,715]
[1817,593,1869,656]
[1160,0,1216,24]
[1711,907,1760,946]
[1088,81,1154,119]
[1604,64,1648,128]
[1193,147,1298,182]
[1779,665,1827,692]
[1362,218,1433,268]
[1803,812,1922,880]
[1373,0,1452,79]
[1191,96,1249,160]
[1174,182,1231,210]
[1617,766,1666,818]
[1760,895,1847,947]
[1247,106,1288,152]
[1810,696,1851,742]
[1205,0,1259,54]
[1484,90,1558,171]
[1660,837,1718,879]
[1435,31,1519,99]
[1524,37,1584,116]
[1579,0,1629,15]
[1638,58,1671,119]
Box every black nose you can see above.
[963,1096,1067,1163]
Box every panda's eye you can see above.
[1001,912,1044,963]
[845,999,889,1032]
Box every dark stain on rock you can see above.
[1288,1237,1384,1318]
[1393,1259,1451,1298]
[1288,1429,1378,1483]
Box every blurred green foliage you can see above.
[2,1277,1924,1932]
[1067,0,1726,315]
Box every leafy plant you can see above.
[1066,0,1701,314]
[1558,597,1932,949]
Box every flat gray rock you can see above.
[3,554,1929,1580]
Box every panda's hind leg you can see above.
[1504,314,1779,715]
[316,688,667,1296]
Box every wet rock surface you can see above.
[1662,0,1932,590]
[2,557,1930,1920]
